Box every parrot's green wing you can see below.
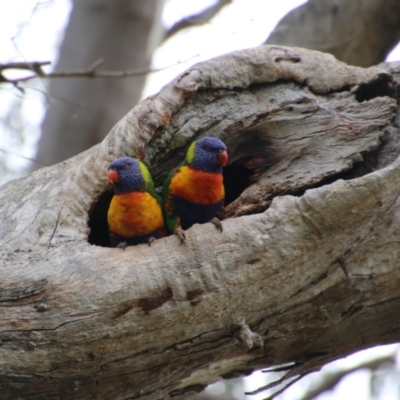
[138,161,162,204]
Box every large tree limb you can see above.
[266,0,400,67]
[0,45,400,399]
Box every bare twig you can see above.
[0,55,198,85]
[245,374,304,400]
[299,355,396,400]
[164,0,232,41]
[0,61,51,88]
[11,1,54,42]
[0,148,47,166]
[0,61,51,72]
[245,370,300,396]
[245,354,396,400]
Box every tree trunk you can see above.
[266,0,400,67]
[1,45,400,400]
[35,0,164,169]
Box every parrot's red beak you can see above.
[216,150,228,166]
[108,169,120,183]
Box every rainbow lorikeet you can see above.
[162,136,228,243]
[107,157,166,248]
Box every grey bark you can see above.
[1,46,400,399]
[35,0,164,168]
[266,0,400,67]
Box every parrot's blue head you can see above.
[108,157,150,194]
[186,136,228,173]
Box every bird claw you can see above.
[175,227,186,244]
[211,217,223,232]
[148,237,156,247]
[116,242,128,250]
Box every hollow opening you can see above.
[88,190,113,247]
[88,132,281,246]
[354,78,395,102]
[224,164,253,206]
[88,113,392,247]
[88,165,251,247]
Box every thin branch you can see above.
[299,355,396,400]
[245,375,304,400]
[164,0,233,41]
[262,362,298,373]
[11,1,54,42]
[0,148,47,166]
[0,61,51,72]
[261,375,304,400]
[0,61,51,91]
[246,354,397,400]
[0,55,199,85]
[245,371,300,396]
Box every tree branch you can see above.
[0,46,399,399]
[164,0,232,41]
[300,354,396,400]
[0,147,46,166]
[0,56,198,85]
[265,0,400,67]
[0,60,50,73]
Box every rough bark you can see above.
[35,0,164,169]
[266,0,400,67]
[1,46,400,400]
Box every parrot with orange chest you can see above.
[162,136,228,243]
[107,157,166,248]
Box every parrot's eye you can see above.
[124,164,130,169]
[204,146,212,152]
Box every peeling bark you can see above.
[0,46,400,399]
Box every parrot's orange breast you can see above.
[107,192,164,238]
[170,166,224,204]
